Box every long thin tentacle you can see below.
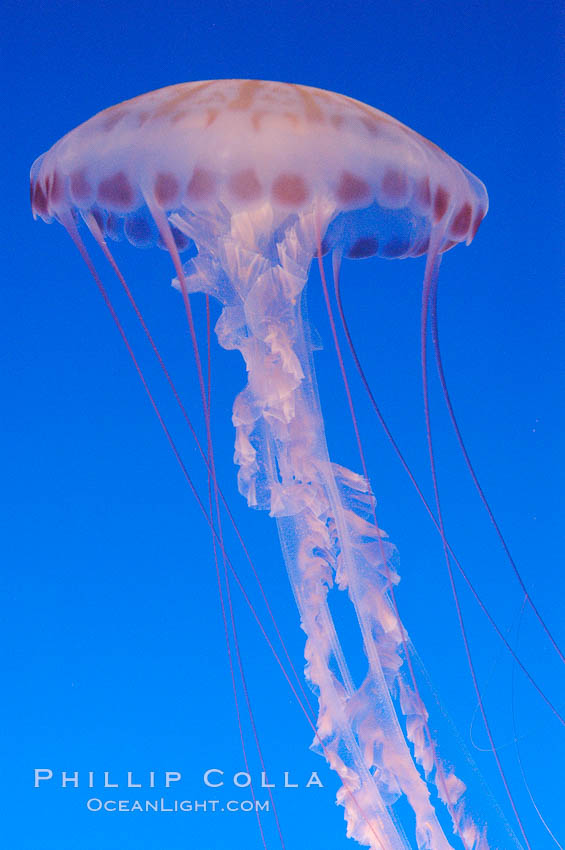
[83,211,317,722]
[429,277,564,665]
[331,252,564,729]
[422,261,531,848]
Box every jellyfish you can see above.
[30,80,557,849]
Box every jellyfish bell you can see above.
[29,80,533,850]
[30,79,487,254]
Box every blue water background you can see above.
[2,1,564,848]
